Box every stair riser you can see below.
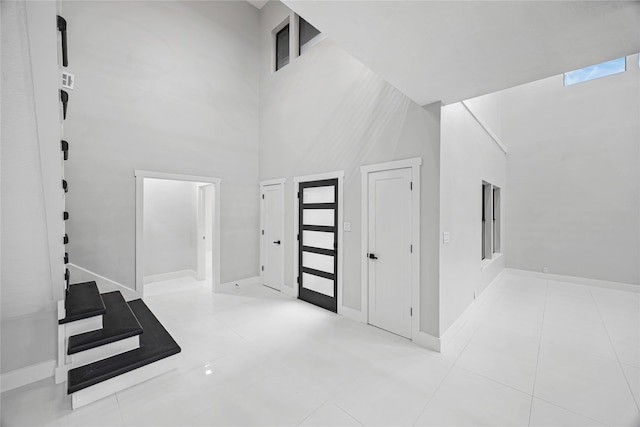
[71,355,178,409]
[56,316,104,384]
[65,315,103,337]
[69,336,140,368]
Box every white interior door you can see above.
[262,183,284,290]
[367,168,413,338]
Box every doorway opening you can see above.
[134,171,221,298]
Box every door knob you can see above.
[273,240,281,245]
[368,253,378,260]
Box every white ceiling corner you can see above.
[282,0,640,105]
[246,0,269,10]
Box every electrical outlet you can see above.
[543,267,548,273]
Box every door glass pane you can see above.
[303,209,334,226]
[303,251,334,274]
[303,186,334,204]
[302,230,334,250]
[302,273,334,297]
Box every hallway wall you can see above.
[62,0,261,288]
[258,2,442,337]
[502,54,640,285]
[143,179,198,279]
[440,100,507,334]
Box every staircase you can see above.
[57,281,181,409]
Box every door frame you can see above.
[134,170,222,297]
[260,178,286,291]
[196,184,214,281]
[360,158,421,339]
[293,171,344,311]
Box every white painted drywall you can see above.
[204,184,214,252]
[440,102,507,334]
[62,1,260,288]
[1,0,61,373]
[143,179,198,278]
[502,56,640,285]
[259,1,441,336]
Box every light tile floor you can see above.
[2,272,639,426]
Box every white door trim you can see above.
[260,179,286,291]
[293,171,344,312]
[134,170,222,297]
[360,158,421,339]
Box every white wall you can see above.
[62,0,261,287]
[1,0,62,373]
[204,184,213,252]
[143,179,198,278]
[440,101,507,334]
[259,1,442,337]
[502,55,640,285]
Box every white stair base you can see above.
[57,315,104,384]
[71,355,178,409]
[65,315,103,337]
[69,336,140,368]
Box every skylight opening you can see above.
[563,57,626,86]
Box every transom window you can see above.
[563,57,626,86]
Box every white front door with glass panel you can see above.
[298,179,338,312]
[367,168,412,338]
[262,183,284,290]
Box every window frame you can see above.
[563,56,626,86]
[298,16,324,56]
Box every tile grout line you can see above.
[589,289,640,413]
[533,395,611,426]
[527,280,549,427]
[410,308,485,427]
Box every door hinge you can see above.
[410,307,413,316]
[410,244,413,253]
[262,229,264,235]
[262,194,264,199]
[261,265,264,271]
[410,182,413,190]
[297,191,300,199]
[297,276,300,284]
[297,234,299,241]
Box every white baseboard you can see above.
[280,283,297,298]
[413,331,441,353]
[340,305,365,323]
[67,264,139,301]
[143,270,197,284]
[1,360,56,393]
[505,268,640,293]
[439,270,506,352]
[217,276,261,292]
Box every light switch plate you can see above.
[343,222,351,232]
[443,231,450,243]
[62,71,75,90]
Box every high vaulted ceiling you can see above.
[283,1,640,105]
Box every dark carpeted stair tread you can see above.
[68,292,143,355]
[59,281,106,324]
[67,298,181,394]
